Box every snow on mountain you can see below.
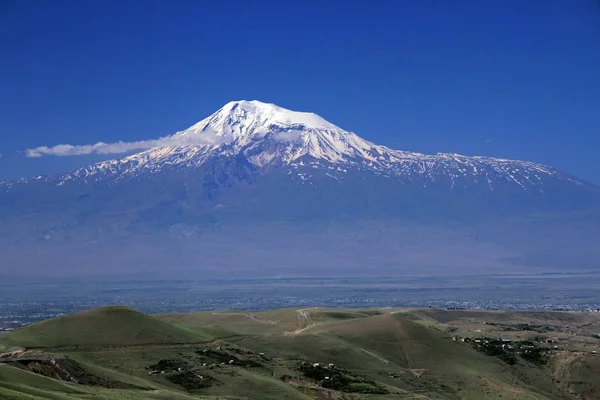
[178,100,340,140]
[1,101,598,279]
[10,100,588,191]
[169,99,382,167]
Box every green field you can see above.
[2,306,600,399]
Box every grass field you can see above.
[2,306,600,399]
[0,306,205,349]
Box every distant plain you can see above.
[2,273,600,328]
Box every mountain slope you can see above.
[8,100,592,192]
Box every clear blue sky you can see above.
[1,0,599,183]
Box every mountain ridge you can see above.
[3,100,595,195]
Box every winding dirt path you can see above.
[285,308,319,335]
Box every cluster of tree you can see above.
[466,338,548,366]
[296,362,387,394]
[167,371,215,390]
[195,348,263,368]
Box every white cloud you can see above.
[25,129,224,158]
[272,129,303,142]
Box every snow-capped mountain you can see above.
[1,100,599,279]
[26,100,583,193]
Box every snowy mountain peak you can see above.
[175,100,342,144]
[26,100,592,194]
[157,100,382,167]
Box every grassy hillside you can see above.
[157,310,289,337]
[1,306,204,349]
[2,306,600,399]
[156,307,380,337]
[0,363,203,399]
[238,313,563,399]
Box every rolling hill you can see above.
[0,306,203,349]
[2,306,600,399]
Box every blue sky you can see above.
[1,0,599,182]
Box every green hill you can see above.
[2,306,600,399]
[1,306,203,348]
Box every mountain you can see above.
[13,100,591,192]
[0,100,599,278]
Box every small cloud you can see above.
[272,129,303,142]
[25,129,224,158]
[485,139,492,143]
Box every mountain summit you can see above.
[180,100,342,139]
[0,101,599,278]
[168,99,378,167]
